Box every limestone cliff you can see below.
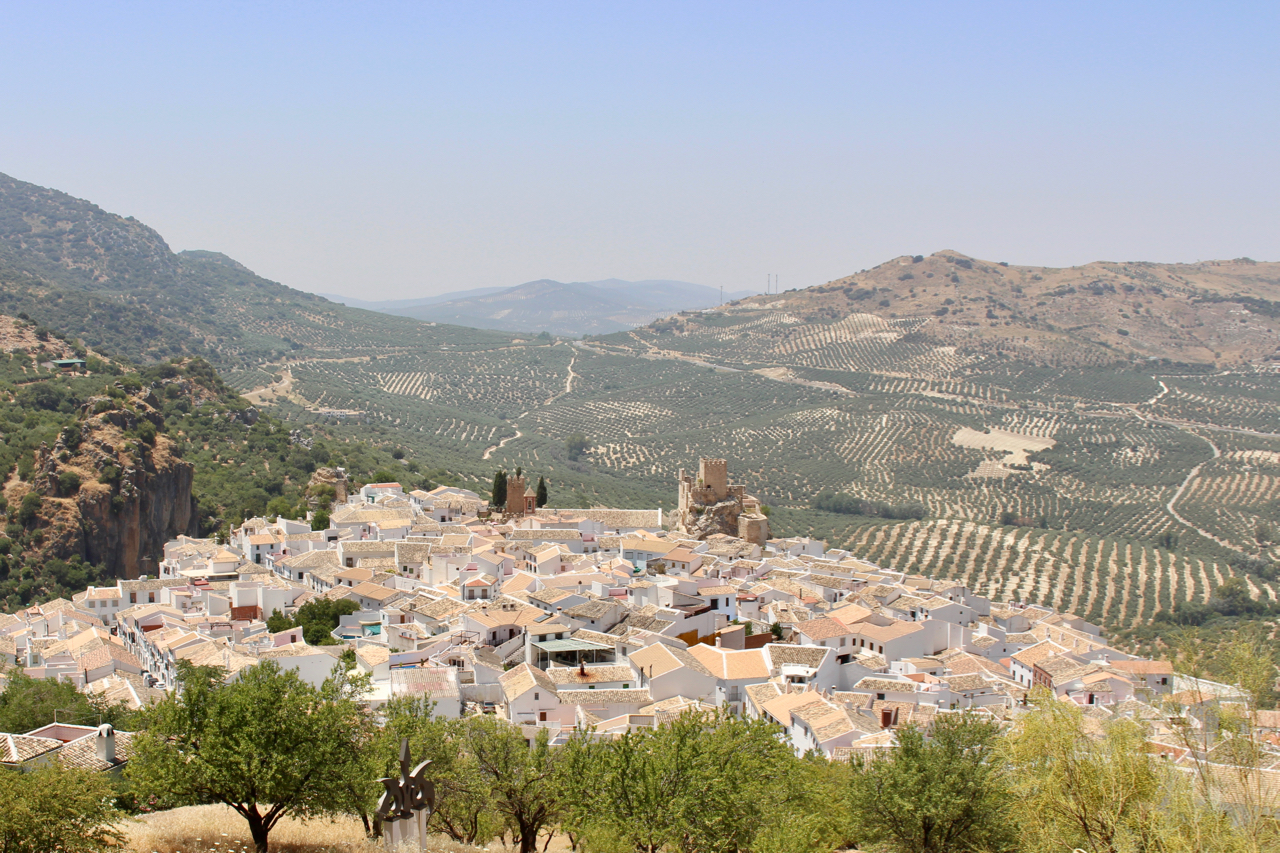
[15,390,198,579]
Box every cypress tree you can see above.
[491,470,507,507]
[536,476,548,508]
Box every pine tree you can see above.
[491,470,507,507]
[536,476,548,508]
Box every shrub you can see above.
[58,471,81,495]
[135,420,157,445]
[16,493,42,527]
[0,761,123,852]
[566,433,592,462]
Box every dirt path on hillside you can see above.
[542,348,578,406]
[241,367,294,405]
[483,428,523,460]
[1164,430,1240,551]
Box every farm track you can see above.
[1164,430,1238,551]
[483,427,524,460]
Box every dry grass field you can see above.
[119,805,494,853]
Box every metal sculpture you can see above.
[375,737,436,851]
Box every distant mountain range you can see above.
[322,279,757,336]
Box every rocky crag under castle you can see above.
[676,458,769,545]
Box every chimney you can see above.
[714,636,722,648]
[96,724,116,764]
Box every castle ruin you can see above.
[676,458,770,545]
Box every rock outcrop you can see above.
[16,389,199,579]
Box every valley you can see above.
[2,171,1279,633]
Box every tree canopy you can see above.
[127,660,369,853]
[0,761,123,853]
[849,712,1015,853]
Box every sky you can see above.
[1,2,1277,300]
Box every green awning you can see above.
[532,639,610,653]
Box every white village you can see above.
[2,458,1270,808]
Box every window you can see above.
[148,592,155,603]
[623,683,630,689]
[877,693,885,700]
[130,593,137,604]
[534,692,540,700]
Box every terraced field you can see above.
[233,309,1280,628]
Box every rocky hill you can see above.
[0,331,413,609]
[710,251,1280,368]
[0,172,512,367]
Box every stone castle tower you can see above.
[676,458,769,544]
[505,472,536,516]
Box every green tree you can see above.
[293,598,360,645]
[265,496,296,519]
[535,476,548,508]
[0,667,137,732]
[565,434,591,462]
[127,660,369,853]
[559,710,797,853]
[1002,693,1160,853]
[310,483,336,512]
[456,715,561,853]
[265,608,294,633]
[491,470,507,507]
[16,493,42,527]
[0,762,124,853]
[850,712,1015,853]
[310,508,330,531]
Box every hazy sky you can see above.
[2,2,1277,300]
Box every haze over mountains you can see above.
[2,170,1278,369]
[323,279,756,336]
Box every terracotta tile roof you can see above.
[629,642,714,679]
[762,691,829,727]
[546,665,636,686]
[557,688,651,705]
[279,549,342,569]
[350,581,404,602]
[356,645,391,667]
[499,663,557,701]
[1107,659,1174,675]
[854,677,919,694]
[765,644,830,669]
[1,734,62,764]
[1011,641,1069,667]
[58,729,136,771]
[537,508,662,530]
[795,617,851,640]
[686,645,770,680]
